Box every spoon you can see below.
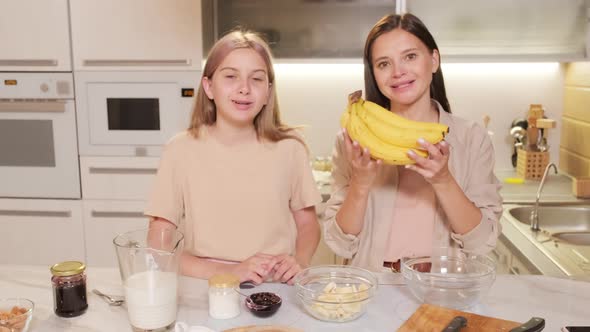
[92,289,125,306]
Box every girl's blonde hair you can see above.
[189,30,304,146]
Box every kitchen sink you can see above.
[551,232,590,246]
[508,206,590,233]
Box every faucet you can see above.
[530,163,558,231]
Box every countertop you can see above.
[315,169,590,204]
[496,170,589,204]
[2,265,589,332]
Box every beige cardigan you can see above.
[322,103,503,272]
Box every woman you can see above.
[146,30,322,284]
[323,13,502,272]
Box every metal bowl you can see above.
[401,254,496,309]
[294,265,377,322]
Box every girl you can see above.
[146,30,322,285]
[323,14,502,272]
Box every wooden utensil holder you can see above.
[516,148,549,180]
[573,177,590,198]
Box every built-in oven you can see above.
[74,71,198,157]
[0,73,80,199]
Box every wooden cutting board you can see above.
[223,325,303,332]
[398,304,521,332]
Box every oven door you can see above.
[0,100,81,198]
[75,71,197,156]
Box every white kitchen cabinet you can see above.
[82,200,149,267]
[492,235,512,274]
[204,0,396,59]
[0,0,72,71]
[69,0,202,71]
[79,156,159,200]
[403,0,588,61]
[0,199,84,265]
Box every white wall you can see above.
[274,62,564,172]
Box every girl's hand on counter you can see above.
[271,254,304,285]
[230,253,277,285]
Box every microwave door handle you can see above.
[82,59,191,67]
[91,211,145,219]
[88,167,157,175]
[0,101,66,113]
[0,59,58,66]
[0,210,71,218]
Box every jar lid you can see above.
[50,261,86,277]
[208,274,239,288]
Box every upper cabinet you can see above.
[405,0,588,61]
[70,0,202,71]
[0,0,72,72]
[202,0,396,59]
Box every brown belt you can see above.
[383,260,432,273]
[383,260,402,272]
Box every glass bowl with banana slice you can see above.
[294,265,377,323]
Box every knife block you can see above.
[516,148,549,180]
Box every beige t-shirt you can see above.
[145,130,322,262]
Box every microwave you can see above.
[75,71,198,157]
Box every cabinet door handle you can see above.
[0,210,71,218]
[91,211,145,219]
[0,59,58,66]
[88,167,157,175]
[491,248,501,259]
[0,101,66,113]
[510,266,521,275]
[82,59,191,66]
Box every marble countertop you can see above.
[496,170,589,204]
[2,265,589,331]
[314,169,590,205]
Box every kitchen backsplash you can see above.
[561,62,590,177]
[274,62,564,172]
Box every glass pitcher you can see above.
[113,227,184,332]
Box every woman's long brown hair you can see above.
[363,13,451,113]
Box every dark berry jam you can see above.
[50,261,88,318]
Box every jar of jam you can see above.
[50,261,88,317]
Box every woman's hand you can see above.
[230,253,277,284]
[342,129,382,192]
[271,254,305,285]
[405,139,452,186]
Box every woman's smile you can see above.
[391,79,415,90]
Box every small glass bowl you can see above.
[0,298,34,332]
[401,254,496,309]
[294,265,377,322]
[245,292,282,318]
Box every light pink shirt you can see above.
[323,101,503,272]
[384,166,435,262]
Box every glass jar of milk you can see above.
[208,274,240,319]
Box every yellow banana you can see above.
[358,99,448,149]
[362,99,448,133]
[339,98,447,165]
[344,102,427,165]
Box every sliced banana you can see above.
[309,282,370,321]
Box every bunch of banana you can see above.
[340,98,449,165]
